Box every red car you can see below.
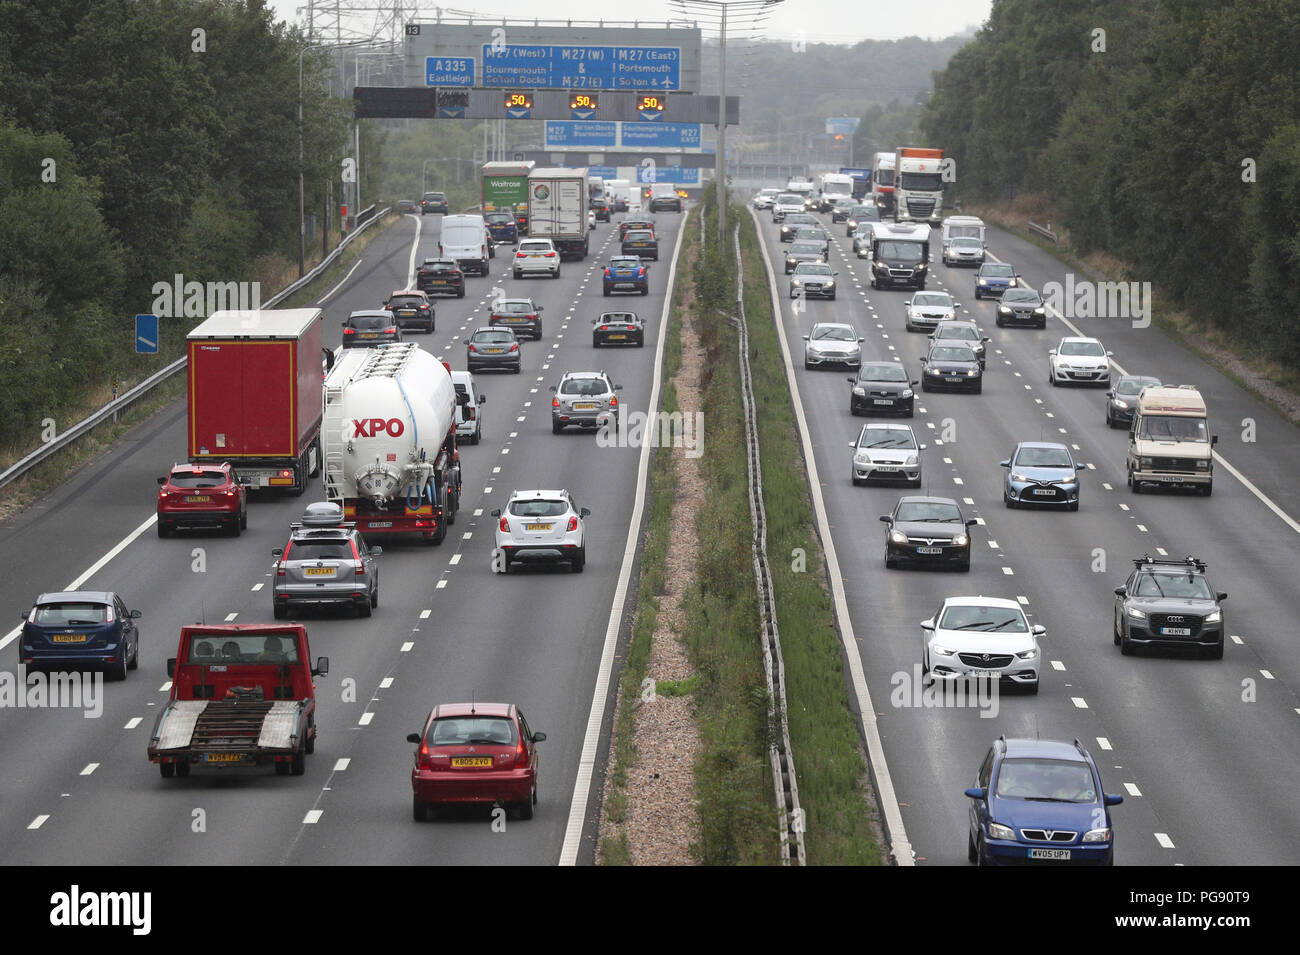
[157,462,248,538]
[408,702,546,821]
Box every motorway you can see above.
[0,210,684,866]
[752,202,1300,865]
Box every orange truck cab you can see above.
[148,624,327,778]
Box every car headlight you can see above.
[826,280,836,288]
[1063,472,1077,484]
[978,278,988,285]
[1034,307,1046,314]
[904,454,918,466]
[1015,647,1038,659]
[901,388,913,398]
[1127,607,1147,620]
[1082,828,1112,843]
[1139,457,1154,468]
[953,533,969,547]
[1205,610,1222,623]
[1196,460,1210,469]
[890,530,908,544]
[988,823,1015,841]
[854,452,870,464]
[966,369,978,376]
[1113,399,1129,409]
[931,644,958,657]
[1011,472,1030,483]
[853,386,865,396]
[998,305,1011,314]
[916,263,927,271]
[875,260,887,269]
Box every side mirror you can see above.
[966,519,977,527]
[1106,391,1114,398]
[857,337,865,342]
[919,443,928,451]
[1049,349,1057,356]
[879,515,892,524]
[964,787,987,800]
[272,548,284,558]
[166,658,176,678]
[999,460,1010,468]
[846,376,856,383]
[802,335,810,341]
[490,508,501,517]
[157,476,166,485]
[406,733,421,744]
[848,442,857,449]
[982,337,991,342]
[615,384,623,390]
[910,380,920,386]
[920,619,935,631]
[1218,592,1228,601]
[580,507,591,518]
[1211,435,1218,446]
[1105,793,1124,807]
[129,609,142,619]
[1106,350,1114,357]
[479,395,486,403]
[537,305,544,312]
[919,357,927,364]
[953,303,961,308]
[1031,625,1046,637]
[370,546,383,557]
[549,385,557,392]
[314,656,330,676]
[532,731,547,743]
[1114,587,1127,596]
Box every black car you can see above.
[618,217,656,240]
[830,198,857,223]
[397,199,419,214]
[920,343,982,393]
[467,327,522,373]
[420,192,449,215]
[590,198,611,222]
[845,204,879,235]
[996,288,1048,328]
[784,241,826,274]
[592,311,645,347]
[416,258,466,298]
[621,229,659,261]
[1113,555,1226,659]
[848,362,919,416]
[792,226,832,257]
[779,213,818,242]
[929,321,990,368]
[342,310,402,348]
[384,290,434,333]
[1105,375,1162,428]
[880,496,977,571]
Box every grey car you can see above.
[1105,375,1162,428]
[551,370,622,433]
[904,291,960,332]
[779,213,818,241]
[467,327,522,373]
[272,504,382,618]
[792,226,831,257]
[790,263,838,300]
[784,241,826,274]
[930,320,990,367]
[1001,441,1081,510]
[803,322,862,369]
[1113,555,1226,659]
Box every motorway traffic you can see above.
[0,208,684,865]
[753,191,1300,865]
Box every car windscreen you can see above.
[1060,341,1105,357]
[1001,289,1040,304]
[858,428,916,449]
[1137,414,1208,441]
[188,633,300,664]
[600,314,637,324]
[936,326,979,341]
[472,330,515,343]
[425,716,517,747]
[878,241,924,263]
[952,237,983,248]
[609,259,640,269]
[421,262,456,272]
[389,296,423,308]
[947,225,982,239]
[499,302,533,314]
[508,499,568,518]
[519,243,552,253]
[784,215,815,225]
[789,244,822,256]
[795,264,832,275]
[1115,377,1160,395]
[812,325,855,342]
[169,471,228,488]
[1017,447,1073,468]
[900,171,943,191]
[895,501,962,523]
[851,206,877,219]
[860,364,907,382]
[34,602,109,625]
[1133,572,1214,599]
[349,314,389,330]
[995,758,1096,802]
[912,293,953,307]
[982,264,1014,277]
[930,345,976,362]
[486,213,512,223]
[625,231,654,241]
[938,604,1027,632]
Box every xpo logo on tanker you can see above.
[353,418,405,438]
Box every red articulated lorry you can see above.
[148,624,328,778]
[186,309,324,493]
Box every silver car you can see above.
[272,503,381,618]
[904,291,959,332]
[512,239,561,279]
[850,422,925,486]
[550,370,622,433]
[790,263,838,300]
[942,236,985,266]
[803,323,863,369]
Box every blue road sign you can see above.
[426,57,475,86]
[825,116,860,136]
[620,122,701,150]
[481,44,680,90]
[135,314,159,354]
[545,121,618,149]
[638,166,699,185]
[587,166,618,180]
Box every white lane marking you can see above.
[436,580,447,589]
[400,641,414,652]
[1071,697,1088,709]
[80,763,99,776]
[1119,503,1130,511]
[1124,782,1142,797]
[1154,832,1175,849]
[1001,567,1014,575]
[508,433,518,439]
[484,486,493,493]
[28,815,49,830]
[419,609,431,619]
[987,540,1000,549]
[517,416,526,422]
[462,532,473,539]
[252,583,264,591]
[124,717,142,729]
[1050,660,1066,671]
[1156,547,1167,555]
[492,466,501,473]
[1230,634,1243,645]
[380,677,393,689]
[501,448,510,455]
[943,457,952,464]
[953,477,964,485]
[317,257,365,304]
[1261,670,1275,680]
[1016,595,1029,604]
[1096,737,1112,751]
[159,682,172,692]
[334,758,351,772]
[473,508,483,516]
[1137,524,1148,533]
[358,712,374,726]
[1103,483,1113,490]
[449,554,461,566]
[963,497,974,505]
[303,810,324,824]
[224,612,238,622]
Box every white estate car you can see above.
[1048,336,1113,387]
[492,489,589,573]
[512,239,562,279]
[921,596,1044,693]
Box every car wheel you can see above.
[921,381,930,392]
[968,830,978,864]
[1069,500,1079,511]
[996,316,1004,327]
[593,336,602,348]
[1113,617,1122,646]
[884,543,895,568]
[535,324,542,340]
[1201,481,1213,497]
[910,476,923,488]
[573,546,586,573]
[553,267,561,279]
[512,364,521,374]
[413,797,433,822]
[552,420,563,434]
[1025,680,1040,695]
[305,718,316,754]
[290,751,305,776]
[128,637,139,670]
[1203,641,1224,660]
[240,507,248,530]
[1038,319,1047,329]
[358,598,372,618]
[110,650,129,682]
[514,269,522,280]
[603,288,610,296]
[160,762,176,779]
[227,517,240,537]
[804,359,813,370]
[1004,492,1016,508]
[977,835,991,866]
[473,424,481,445]
[157,521,169,538]
[518,787,535,820]
[637,336,645,347]
[641,287,649,296]
[1049,368,1057,385]
[457,288,465,298]
[273,601,287,620]
[371,584,379,609]
[972,382,982,394]
[1120,627,1134,655]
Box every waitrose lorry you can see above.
[482,160,535,235]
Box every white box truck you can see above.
[527,167,589,260]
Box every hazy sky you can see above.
[268,0,990,44]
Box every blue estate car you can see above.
[966,737,1123,866]
[19,591,141,680]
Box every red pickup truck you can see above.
[148,624,328,778]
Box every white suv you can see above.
[1048,336,1112,387]
[513,239,561,279]
[921,596,1044,693]
[492,489,589,573]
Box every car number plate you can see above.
[52,633,88,643]
[185,495,212,503]
[1161,627,1192,636]
[873,399,894,405]
[485,347,504,353]
[1160,476,1185,482]
[304,568,334,577]
[874,466,899,472]
[368,522,392,528]
[451,757,493,768]
[608,334,627,340]
[916,547,943,555]
[398,310,415,317]
[1028,848,1071,860]
[573,402,598,410]
[525,522,553,531]
[505,317,525,322]
[967,669,1000,679]
[205,753,243,763]
[359,332,377,338]
[1032,488,1056,496]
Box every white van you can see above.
[450,370,485,445]
[439,214,491,276]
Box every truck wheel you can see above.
[305,717,316,754]
[159,762,175,779]
[413,796,431,822]
[290,751,305,776]
[275,760,291,776]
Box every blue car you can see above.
[966,737,1123,866]
[19,591,142,680]
[974,262,1019,298]
[1001,441,1081,510]
[485,210,518,245]
[603,255,649,296]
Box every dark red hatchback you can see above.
[157,462,247,537]
[408,702,545,821]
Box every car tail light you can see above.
[468,343,478,352]
[544,251,556,258]
[552,397,560,408]
[604,268,611,276]
[277,540,292,575]
[508,343,519,352]
[567,516,578,532]
[343,327,355,335]
[514,736,530,769]
[417,737,435,770]
[104,605,115,623]
[350,540,365,575]
[385,327,396,334]
[499,517,509,533]
[638,268,645,276]
[600,325,608,331]
[609,396,618,408]
[384,304,393,310]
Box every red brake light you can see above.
[344,327,355,334]
[600,325,608,331]
[509,343,519,352]
[638,268,645,276]
[385,327,396,334]
[351,539,365,576]
[468,343,478,352]
[544,251,556,257]
[567,516,578,532]
[515,251,525,258]
[499,516,509,533]
[277,540,292,575]
[514,736,529,769]
[610,396,618,408]
[552,397,560,407]
[604,268,611,276]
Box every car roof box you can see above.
[301,502,345,526]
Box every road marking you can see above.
[1124,782,1142,797]
[333,758,350,772]
[124,717,142,729]
[317,258,365,304]
[358,712,374,726]
[1103,483,1113,490]
[449,554,461,565]
[80,763,99,776]
[1137,524,1148,533]
[400,641,414,652]
[251,582,264,592]
[1154,832,1175,849]
[963,497,974,505]
[501,448,510,455]
[303,810,324,824]
[224,612,238,621]
[1261,670,1275,680]
[1001,566,1014,575]
[1156,546,1167,555]
[159,681,172,692]
[484,486,493,494]
[987,540,999,549]
[1096,737,1112,751]
[436,579,447,589]
[1230,634,1243,645]
[419,609,431,619]
[28,815,49,830]
[1119,503,1129,511]
[473,508,483,516]
[462,531,473,539]
[1071,697,1088,709]
[1051,660,1065,671]
[1016,595,1028,604]
[379,677,393,689]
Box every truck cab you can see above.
[1127,385,1217,495]
[149,624,327,778]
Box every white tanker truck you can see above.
[321,342,462,543]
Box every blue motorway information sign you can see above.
[481,45,681,90]
[545,121,703,150]
[545,121,618,148]
[426,57,475,85]
[620,122,701,150]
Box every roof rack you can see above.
[1132,554,1206,572]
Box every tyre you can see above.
[157,521,169,538]
[472,424,481,445]
[240,507,248,530]
[457,288,465,298]
[959,558,971,572]
[1025,680,1040,696]
[553,267,561,279]
[1203,641,1224,660]
[1113,619,1122,646]
[358,598,372,618]
[1004,493,1016,508]
[371,584,379,609]
[1037,319,1047,329]
[968,831,978,864]
[641,287,649,295]
[160,762,175,779]
[1068,500,1079,511]
[514,269,522,280]
[603,288,610,296]
[226,517,240,537]
[1120,628,1134,655]
[534,324,542,340]
[290,751,305,776]
[110,650,129,682]
[572,546,585,573]
[593,336,602,348]
[921,381,931,392]
[273,601,287,619]
[884,545,896,569]
[517,788,535,819]
[127,638,139,670]
[977,836,990,867]
[305,719,316,754]
[996,316,1004,328]
[552,420,563,434]
[910,476,923,488]
[1201,481,1213,497]
[972,382,982,394]
[413,796,431,822]
[512,364,521,374]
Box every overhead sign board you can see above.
[825,116,860,136]
[406,23,702,93]
[545,121,703,151]
[545,121,618,149]
[621,121,700,150]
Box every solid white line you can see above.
[560,215,686,867]
[404,215,424,288]
[317,257,364,305]
[744,208,914,866]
